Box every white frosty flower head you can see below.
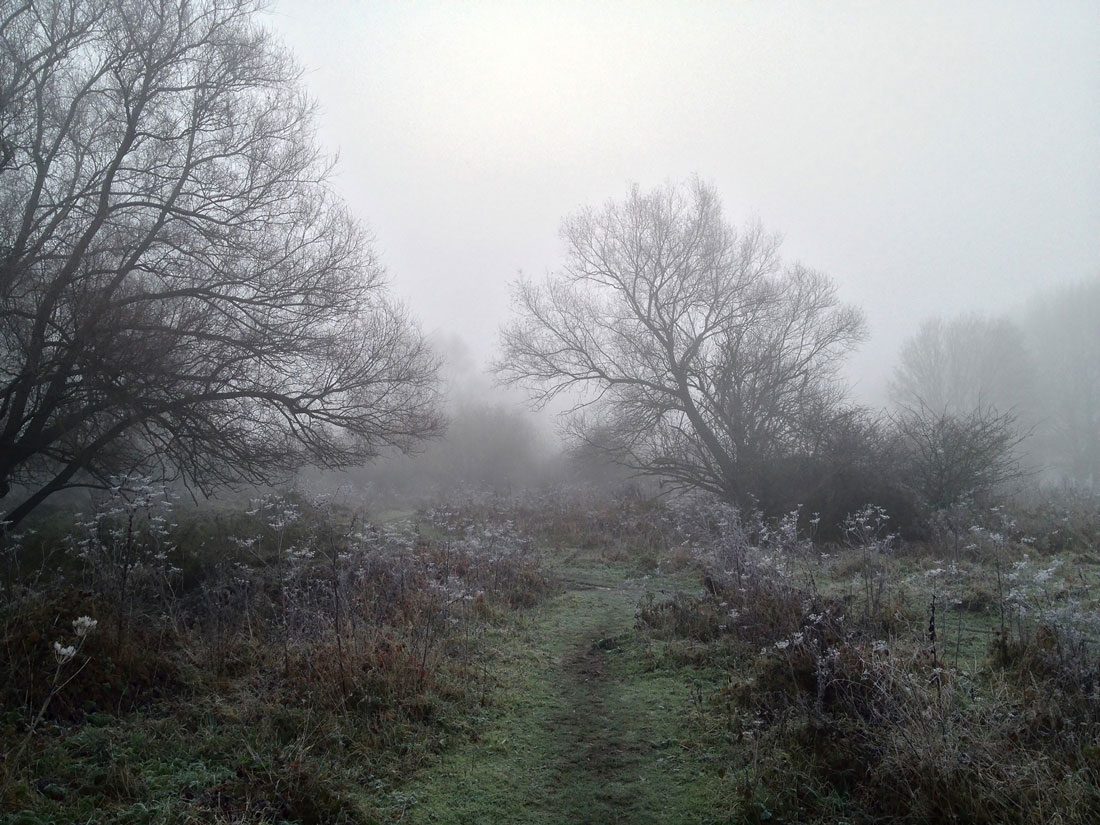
[53,641,76,665]
[72,616,98,637]
[774,639,790,650]
[791,632,804,645]
[1034,561,1062,584]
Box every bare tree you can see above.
[893,401,1027,510]
[497,181,866,509]
[0,0,442,526]
[890,314,1035,417]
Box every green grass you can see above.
[9,520,1096,825]
[383,554,736,824]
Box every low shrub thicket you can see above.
[636,496,1100,824]
[0,481,552,822]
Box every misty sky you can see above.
[268,0,1099,402]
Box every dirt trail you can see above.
[550,630,654,823]
[387,561,730,824]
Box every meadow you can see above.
[3,485,1099,824]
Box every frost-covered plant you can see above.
[1001,552,1100,678]
[842,504,897,622]
[71,476,177,646]
[842,504,895,552]
[1,614,98,794]
[0,524,48,604]
[711,503,754,585]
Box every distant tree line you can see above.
[891,282,1100,495]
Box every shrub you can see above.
[1,488,552,821]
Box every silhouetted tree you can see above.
[0,0,442,525]
[498,180,866,509]
[893,401,1026,510]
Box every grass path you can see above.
[382,556,735,824]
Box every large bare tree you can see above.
[0,0,442,526]
[498,181,866,508]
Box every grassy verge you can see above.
[387,552,735,824]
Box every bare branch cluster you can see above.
[0,0,442,525]
[497,180,866,508]
[892,401,1027,509]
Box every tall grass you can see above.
[0,483,551,821]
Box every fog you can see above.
[6,3,1100,814]
[269,0,1099,404]
[5,3,1100,817]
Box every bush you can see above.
[0,487,552,822]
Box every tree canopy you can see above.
[498,181,866,509]
[0,0,442,525]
